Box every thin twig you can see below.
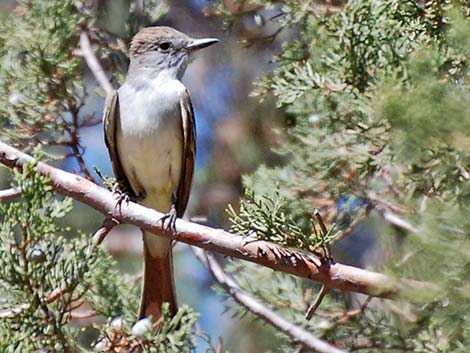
[319,297,374,334]
[367,192,407,214]
[382,210,419,234]
[305,285,328,320]
[367,193,418,233]
[69,310,98,320]
[78,31,114,96]
[350,341,414,352]
[64,109,97,183]
[313,209,332,260]
[91,218,119,247]
[0,303,30,319]
[192,247,348,353]
[335,296,373,325]
[0,140,438,299]
[0,187,21,201]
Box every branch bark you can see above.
[192,247,348,353]
[0,187,21,201]
[0,140,435,299]
[78,31,114,96]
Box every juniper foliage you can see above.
[221,0,470,352]
[0,160,204,352]
[0,0,87,148]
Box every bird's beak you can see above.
[186,38,219,51]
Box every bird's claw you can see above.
[113,189,130,211]
[113,186,146,212]
[158,206,178,235]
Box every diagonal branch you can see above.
[0,140,436,299]
[192,247,348,353]
[0,187,21,201]
[78,31,114,96]
[0,303,30,319]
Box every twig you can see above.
[305,285,328,320]
[91,218,119,247]
[78,31,114,96]
[382,210,419,234]
[0,187,21,201]
[334,296,372,325]
[313,209,332,260]
[308,2,343,16]
[69,310,98,320]
[63,108,97,183]
[243,27,283,48]
[317,296,374,334]
[192,247,348,353]
[0,140,437,299]
[367,192,407,214]
[367,193,418,234]
[72,31,113,182]
[350,341,413,352]
[0,303,30,319]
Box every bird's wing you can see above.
[103,90,135,197]
[176,89,196,217]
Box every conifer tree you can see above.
[0,1,469,352]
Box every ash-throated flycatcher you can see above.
[103,26,218,320]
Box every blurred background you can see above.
[0,0,290,351]
[2,1,470,352]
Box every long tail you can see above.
[139,230,177,320]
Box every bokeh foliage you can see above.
[222,0,470,352]
[0,0,86,147]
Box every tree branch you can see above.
[305,285,328,320]
[78,31,114,96]
[192,247,348,353]
[0,187,21,201]
[0,140,436,299]
[367,192,418,234]
[62,107,97,183]
[382,210,418,234]
[0,303,30,319]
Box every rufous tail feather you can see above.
[139,230,177,320]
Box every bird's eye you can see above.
[159,42,171,51]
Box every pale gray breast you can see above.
[118,78,185,136]
[115,77,185,209]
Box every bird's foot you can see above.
[113,186,145,211]
[113,188,130,212]
[158,204,178,235]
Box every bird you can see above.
[103,26,218,321]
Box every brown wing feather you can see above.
[176,90,196,217]
[102,90,135,197]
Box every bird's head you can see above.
[128,26,219,80]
